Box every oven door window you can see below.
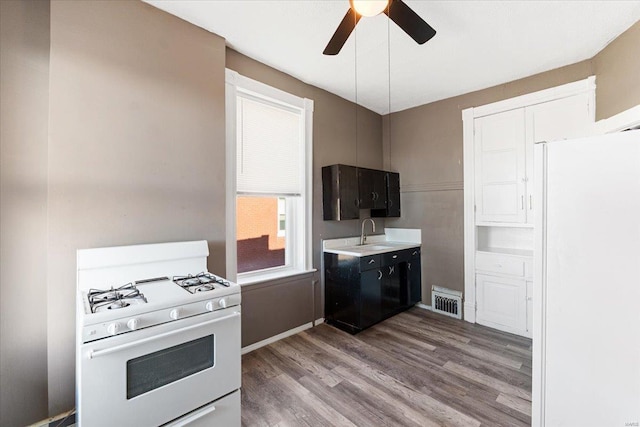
[126,335,214,399]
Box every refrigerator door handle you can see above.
[521,195,525,210]
[529,195,533,210]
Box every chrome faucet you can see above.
[360,218,376,245]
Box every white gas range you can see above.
[76,240,241,427]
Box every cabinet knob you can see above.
[368,259,376,264]
[378,270,383,280]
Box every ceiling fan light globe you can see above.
[350,0,389,17]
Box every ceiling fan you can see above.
[323,0,436,55]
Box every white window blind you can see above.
[236,95,302,195]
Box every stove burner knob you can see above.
[205,301,214,312]
[169,309,181,320]
[219,298,227,309]
[127,318,140,330]
[107,322,121,336]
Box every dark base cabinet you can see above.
[324,247,421,334]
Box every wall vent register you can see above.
[431,286,462,319]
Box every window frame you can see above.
[225,69,314,285]
[277,197,286,238]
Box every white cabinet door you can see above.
[474,109,527,223]
[527,92,592,143]
[476,273,527,336]
[526,280,533,337]
[524,92,593,224]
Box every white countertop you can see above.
[323,228,421,257]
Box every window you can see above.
[226,70,313,284]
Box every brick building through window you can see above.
[236,196,285,273]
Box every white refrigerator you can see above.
[532,129,640,426]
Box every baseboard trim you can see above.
[416,303,432,311]
[241,322,313,355]
[464,302,476,323]
[313,317,325,326]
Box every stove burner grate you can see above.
[173,272,230,294]
[88,283,147,313]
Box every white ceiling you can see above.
[145,0,640,115]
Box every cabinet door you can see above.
[474,109,527,223]
[322,165,359,220]
[371,172,401,218]
[476,273,527,336]
[408,253,421,305]
[385,172,401,217]
[381,264,401,318]
[358,168,386,209]
[526,280,533,337]
[360,269,382,328]
[524,93,592,224]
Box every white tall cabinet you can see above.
[463,77,595,337]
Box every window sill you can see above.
[238,268,317,287]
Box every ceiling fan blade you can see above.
[385,0,436,45]
[323,8,361,55]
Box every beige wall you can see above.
[47,0,226,414]
[594,20,640,120]
[0,1,51,426]
[385,19,640,306]
[226,49,384,342]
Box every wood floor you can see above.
[241,307,532,427]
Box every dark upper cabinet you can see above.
[323,164,400,220]
[322,164,359,220]
[372,172,401,218]
[358,168,386,210]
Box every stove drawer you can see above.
[164,389,240,427]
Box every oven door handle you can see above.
[87,311,240,360]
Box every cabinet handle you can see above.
[521,195,524,210]
[412,251,418,256]
[355,199,360,207]
[378,270,382,280]
[529,195,533,210]
[389,199,393,207]
[368,259,376,264]
[388,266,395,275]
[392,255,398,259]
[408,262,411,271]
